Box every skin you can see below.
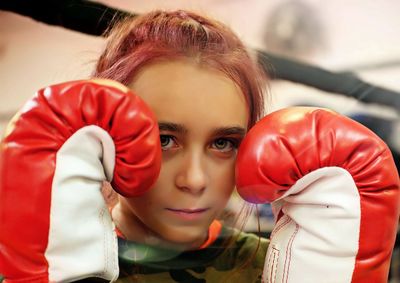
[112,59,248,251]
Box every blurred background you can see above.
[0,0,399,280]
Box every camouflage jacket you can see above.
[114,226,269,283]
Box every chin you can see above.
[160,225,208,249]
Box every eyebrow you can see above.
[158,122,246,137]
[212,126,246,138]
[158,122,188,134]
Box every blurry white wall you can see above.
[1,0,400,134]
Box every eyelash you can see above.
[211,138,239,152]
[159,135,240,153]
[160,135,177,151]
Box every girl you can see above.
[1,8,398,283]
[93,9,269,282]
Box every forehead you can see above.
[129,60,248,130]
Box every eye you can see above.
[160,135,177,150]
[212,138,237,152]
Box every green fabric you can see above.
[116,226,269,283]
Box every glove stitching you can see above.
[270,216,290,239]
[266,246,279,283]
[283,223,299,283]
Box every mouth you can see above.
[165,207,210,220]
[167,208,209,213]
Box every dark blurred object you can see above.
[258,51,400,114]
[0,0,133,36]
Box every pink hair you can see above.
[93,10,267,127]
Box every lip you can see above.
[165,208,210,220]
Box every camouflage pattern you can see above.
[115,226,269,283]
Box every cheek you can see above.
[210,159,236,197]
[124,161,175,211]
[152,157,176,191]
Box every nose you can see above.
[175,150,208,195]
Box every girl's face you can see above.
[117,59,248,249]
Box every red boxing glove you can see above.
[236,107,399,283]
[0,80,161,282]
